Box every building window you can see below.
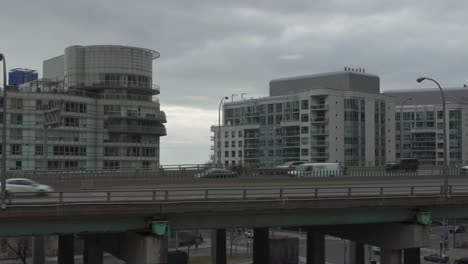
[225,151,229,157]
[142,161,150,168]
[63,117,79,127]
[437,111,443,119]
[10,114,22,125]
[232,151,236,157]
[11,144,21,155]
[15,161,22,170]
[104,147,119,157]
[10,129,22,140]
[225,131,229,138]
[301,126,309,134]
[35,145,43,156]
[104,105,121,115]
[301,100,309,110]
[238,141,242,147]
[238,131,243,137]
[238,151,242,157]
[104,161,119,170]
[301,149,309,156]
[225,141,229,148]
[301,137,309,145]
[11,98,23,110]
[231,131,236,138]
[301,114,309,122]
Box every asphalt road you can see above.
[5,176,468,205]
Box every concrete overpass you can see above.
[1,177,468,264]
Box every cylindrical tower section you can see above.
[64,45,160,96]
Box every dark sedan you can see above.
[424,253,449,263]
[194,168,238,178]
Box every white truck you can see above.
[287,162,342,177]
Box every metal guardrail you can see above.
[5,184,466,205]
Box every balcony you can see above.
[310,130,329,135]
[310,117,329,123]
[66,80,160,95]
[310,152,329,159]
[280,120,301,127]
[310,105,328,110]
[310,140,329,146]
[105,125,166,135]
[107,111,166,123]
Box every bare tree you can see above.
[227,229,243,257]
[5,237,30,264]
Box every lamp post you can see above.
[218,96,229,166]
[0,54,6,208]
[417,77,448,197]
[399,97,413,160]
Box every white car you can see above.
[2,178,53,196]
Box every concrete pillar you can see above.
[307,231,325,264]
[32,236,45,264]
[347,241,365,264]
[381,248,402,264]
[403,248,420,264]
[58,235,74,264]
[211,229,226,264]
[253,227,269,264]
[83,235,103,264]
[120,233,167,264]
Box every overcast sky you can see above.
[2,1,468,165]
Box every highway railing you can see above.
[3,167,467,191]
[5,184,467,206]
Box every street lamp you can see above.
[218,96,229,166]
[0,54,6,207]
[417,77,448,197]
[399,97,413,160]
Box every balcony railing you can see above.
[310,105,328,110]
[105,125,166,135]
[66,80,160,95]
[310,140,329,146]
[310,130,329,135]
[311,117,329,123]
[107,112,166,123]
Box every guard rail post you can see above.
[243,189,247,200]
[314,188,318,198]
[410,186,414,197]
[205,190,209,200]
[279,189,283,199]
[380,187,384,196]
[106,192,111,202]
[164,191,169,201]
[152,191,156,201]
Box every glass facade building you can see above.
[0,45,166,170]
[211,71,395,167]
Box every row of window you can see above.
[104,147,157,157]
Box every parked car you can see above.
[449,225,466,234]
[385,158,419,172]
[1,178,53,196]
[288,162,341,177]
[460,166,468,174]
[455,257,468,264]
[423,253,449,263]
[193,168,237,178]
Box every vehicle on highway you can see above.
[2,178,53,196]
[288,162,341,177]
[275,161,306,169]
[385,158,419,172]
[423,253,449,263]
[460,166,468,174]
[449,225,466,234]
[371,246,380,255]
[455,257,468,264]
[193,168,237,178]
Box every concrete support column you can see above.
[32,236,45,264]
[403,248,420,264]
[211,229,226,264]
[381,248,402,264]
[307,231,325,264]
[58,235,74,264]
[253,227,269,264]
[83,235,103,264]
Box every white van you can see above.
[288,162,341,177]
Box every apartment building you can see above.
[385,88,468,165]
[211,70,395,167]
[0,45,166,170]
